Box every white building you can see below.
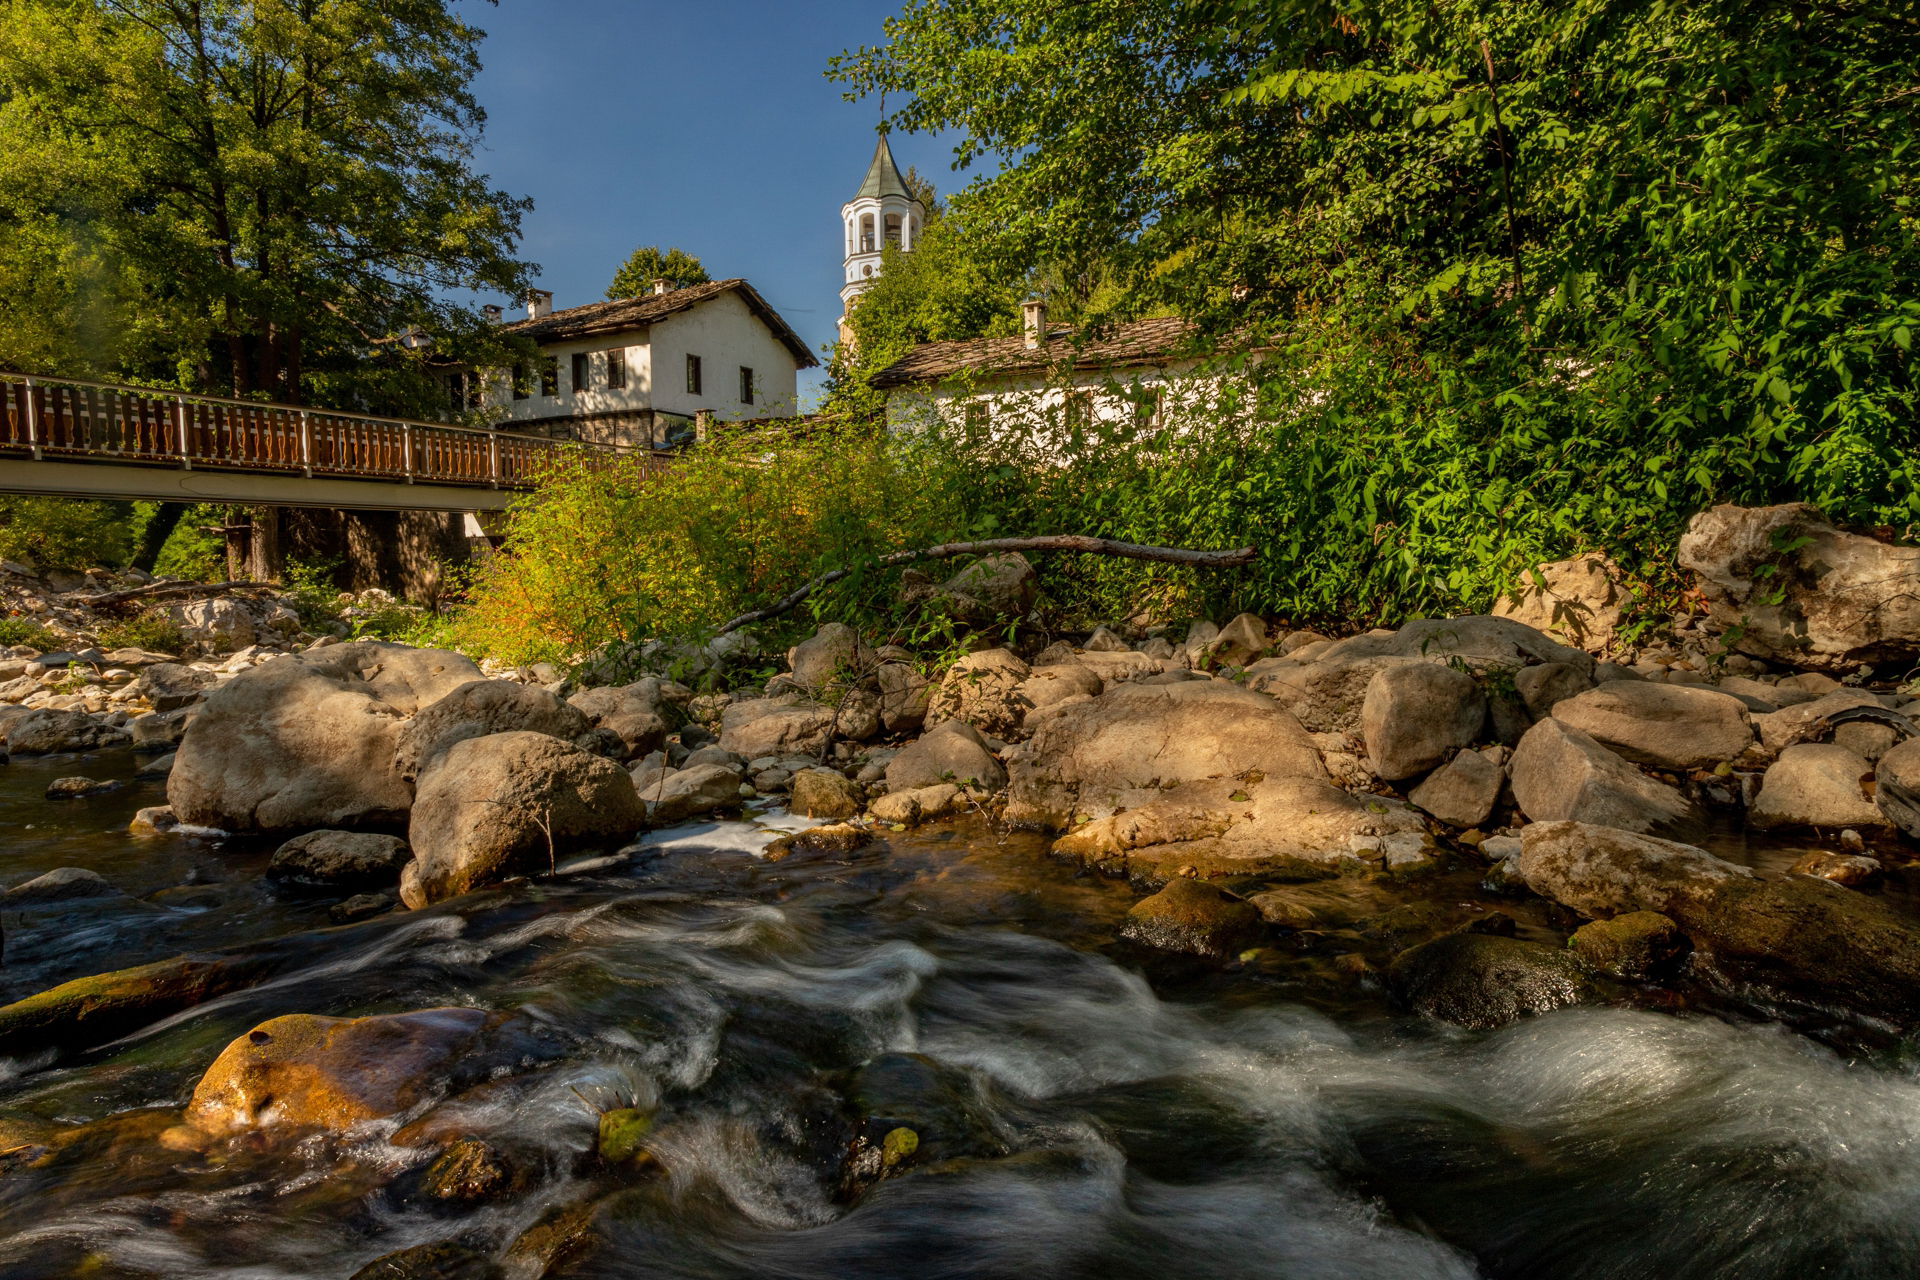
[839,132,924,345]
[456,278,817,450]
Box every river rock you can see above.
[130,804,178,834]
[1407,748,1503,828]
[407,732,646,904]
[779,622,875,695]
[868,783,963,826]
[1317,616,1596,678]
[925,649,1032,740]
[167,642,481,833]
[718,693,836,758]
[886,719,1005,791]
[4,709,130,754]
[1387,933,1595,1030]
[567,679,673,756]
[1248,655,1417,734]
[1789,851,1881,887]
[903,552,1037,625]
[1833,720,1898,762]
[1361,663,1487,780]
[348,1241,499,1280]
[0,950,278,1060]
[183,1007,491,1137]
[164,597,256,649]
[269,831,411,887]
[1679,503,1920,672]
[137,662,215,711]
[329,893,394,923]
[1508,718,1696,833]
[1016,663,1103,720]
[396,680,591,780]
[1006,680,1327,829]
[1514,662,1595,720]
[1749,744,1887,829]
[790,767,863,820]
[1492,553,1629,652]
[129,707,195,749]
[45,776,117,799]
[1118,879,1264,959]
[1752,689,1885,753]
[1568,911,1686,979]
[1203,612,1270,668]
[641,762,745,825]
[1876,737,1920,837]
[1549,681,1754,770]
[4,866,117,904]
[876,648,932,732]
[1083,625,1131,653]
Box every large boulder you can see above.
[396,680,591,780]
[3,709,130,754]
[719,693,836,758]
[137,662,215,711]
[1406,748,1503,828]
[1518,820,1920,1026]
[640,762,745,825]
[1361,663,1486,780]
[269,831,411,887]
[925,648,1032,739]
[1316,616,1597,678]
[167,642,481,833]
[1513,662,1595,721]
[1004,680,1326,830]
[1748,744,1887,829]
[1751,689,1885,753]
[406,731,645,904]
[1678,503,1920,672]
[1119,879,1264,958]
[1387,933,1595,1030]
[780,622,875,695]
[790,768,863,820]
[1549,682,1754,770]
[1491,554,1629,653]
[1016,663,1104,719]
[875,648,932,732]
[165,596,255,649]
[1569,911,1687,980]
[885,719,1006,791]
[1202,613,1270,668]
[1508,718,1696,833]
[567,679,674,757]
[1248,655,1417,734]
[1877,737,1920,838]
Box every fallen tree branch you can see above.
[714,535,1257,637]
[77,579,272,608]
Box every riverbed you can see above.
[2,746,1919,1278]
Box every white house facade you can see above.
[453,278,816,450]
[839,132,924,345]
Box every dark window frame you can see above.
[687,353,702,395]
[512,362,529,400]
[739,366,753,405]
[539,356,558,397]
[571,351,589,396]
[607,346,626,390]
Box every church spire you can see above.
[854,131,912,202]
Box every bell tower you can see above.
[838,130,924,345]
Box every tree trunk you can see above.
[247,506,283,583]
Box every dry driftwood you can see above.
[78,579,268,608]
[713,535,1256,637]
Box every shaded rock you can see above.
[925,648,1032,740]
[886,719,1006,792]
[1361,663,1487,781]
[395,680,592,781]
[5,709,130,754]
[130,804,178,834]
[1550,681,1755,770]
[781,622,875,695]
[1016,663,1103,720]
[4,866,116,904]
[790,768,863,820]
[269,831,410,887]
[1679,502,1920,672]
[641,762,745,825]
[1249,655,1417,734]
[137,662,215,712]
[1005,680,1326,830]
[1514,662,1594,720]
[718,693,836,758]
[1569,911,1686,979]
[869,783,963,826]
[185,1008,490,1137]
[0,951,278,1060]
[1749,744,1887,829]
[130,709,195,750]
[876,649,932,732]
[1203,612,1270,667]
[46,776,117,799]
[1717,675,1792,709]
[1518,819,1920,1026]
[906,552,1037,625]
[1876,737,1920,838]
[1387,933,1595,1030]
[330,893,394,923]
[1753,689,1887,752]
[1834,720,1898,762]
[1118,879,1264,959]
[764,822,873,859]
[1789,851,1881,887]
[1492,554,1628,653]
[167,642,481,833]
[1083,625,1131,653]
[573,726,627,758]
[566,679,673,757]
[1509,718,1696,833]
[1407,749,1503,828]
[1318,616,1597,678]
[408,732,646,904]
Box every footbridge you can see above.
[0,372,648,512]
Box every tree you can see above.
[607,245,712,300]
[0,0,536,415]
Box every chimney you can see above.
[1022,298,1047,350]
[526,289,553,320]
[651,278,675,296]
[482,304,502,323]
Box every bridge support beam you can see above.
[0,457,516,513]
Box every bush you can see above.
[96,610,185,654]
[0,615,62,650]
[151,504,228,581]
[0,497,131,569]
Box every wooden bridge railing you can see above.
[0,372,669,490]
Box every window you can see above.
[447,374,463,412]
[884,213,902,246]
[686,353,702,395]
[1064,391,1094,436]
[739,366,753,405]
[860,214,875,253]
[571,352,589,395]
[511,362,528,400]
[607,347,626,390]
[539,356,558,397]
[1133,390,1162,430]
[964,400,991,435]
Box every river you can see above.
[1,746,1917,1278]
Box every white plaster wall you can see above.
[648,291,801,421]
[489,330,652,425]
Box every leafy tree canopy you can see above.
[607,245,712,299]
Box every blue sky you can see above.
[455,0,956,406]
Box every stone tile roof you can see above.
[868,316,1196,389]
[502,279,818,368]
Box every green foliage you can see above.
[279,558,345,630]
[152,504,227,582]
[0,616,61,650]
[0,497,130,569]
[95,610,183,654]
[606,245,712,300]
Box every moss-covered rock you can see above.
[1119,878,1265,959]
[789,768,863,820]
[0,951,276,1061]
[1569,911,1687,979]
[1387,932,1596,1030]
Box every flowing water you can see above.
[1,747,1919,1278]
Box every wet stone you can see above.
[349,1239,501,1280]
[416,1137,525,1206]
[3,866,117,904]
[1788,851,1882,887]
[330,892,395,923]
[1387,932,1596,1030]
[45,776,118,799]
[1569,911,1689,980]
[1119,879,1265,960]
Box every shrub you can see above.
[0,497,132,569]
[96,610,185,654]
[151,504,229,582]
[0,615,62,650]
